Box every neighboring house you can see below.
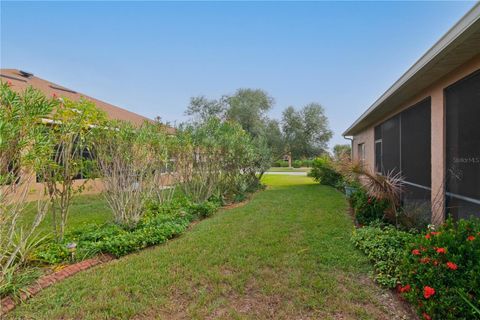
[343,4,480,225]
[1,68,171,199]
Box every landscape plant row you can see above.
[0,82,268,298]
[272,159,313,168]
[308,152,480,318]
[352,218,480,320]
[34,196,219,265]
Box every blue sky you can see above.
[1,1,476,148]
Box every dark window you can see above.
[381,115,400,175]
[1,160,20,185]
[375,98,432,220]
[36,138,97,182]
[358,143,365,165]
[445,69,480,220]
[401,98,431,187]
[375,140,382,173]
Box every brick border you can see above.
[1,254,114,315]
[0,193,259,316]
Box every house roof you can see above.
[1,69,174,133]
[343,2,480,136]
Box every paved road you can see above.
[264,171,308,176]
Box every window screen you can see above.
[401,98,431,187]
[375,98,432,220]
[358,143,365,165]
[445,69,480,220]
[375,141,382,173]
[381,115,400,175]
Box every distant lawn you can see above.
[267,166,311,172]
[21,194,112,235]
[9,174,410,319]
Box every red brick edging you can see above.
[1,255,114,315]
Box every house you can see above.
[1,68,171,199]
[1,69,152,125]
[343,3,480,225]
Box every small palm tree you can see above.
[336,156,404,226]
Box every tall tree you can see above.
[282,103,332,159]
[333,144,351,160]
[226,88,274,138]
[264,119,284,159]
[282,106,304,158]
[185,95,226,123]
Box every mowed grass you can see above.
[9,175,399,319]
[20,194,112,235]
[267,166,311,172]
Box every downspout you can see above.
[343,135,354,159]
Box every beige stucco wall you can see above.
[352,127,375,172]
[7,173,175,203]
[352,54,480,224]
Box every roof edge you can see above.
[343,2,480,136]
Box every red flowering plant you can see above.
[399,217,480,319]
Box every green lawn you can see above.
[21,194,112,235]
[267,166,311,172]
[9,175,408,319]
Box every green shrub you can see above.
[34,242,72,264]
[349,188,389,225]
[32,196,223,263]
[301,159,313,167]
[308,155,342,187]
[188,201,219,218]
[399,218,480,320]
[292,160,302,168]
[272,159,289,167]
[351,224,415,288]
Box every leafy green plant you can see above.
[301,159,313,167]
[41,97,106,241]
[458,289,480,317]
[32,195,222,263]
[349,187,389,225]
[351,223,414,288]
[93,120,160,229]
[0,267,42,298]
[272,160,288,167]
[187,201,219,219]
[1,82,53,294]
[308,155,342,187]
[399,218,480,320]
[292,160,302,168]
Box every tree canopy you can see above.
[185,89,333,162]
[282,103,332,159]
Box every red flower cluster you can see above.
[430,231,441,236]
[412,249,421,256]
[420,257,430,264]
[446,261,458,270]
[423,286,435,299]
[425,233,431,240]
[435,247,446,254]
[467,235,476,241]
[423,312,432,320]
[6,80,12,87]
[398,284,411,293]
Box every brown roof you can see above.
[0,69,165,129]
